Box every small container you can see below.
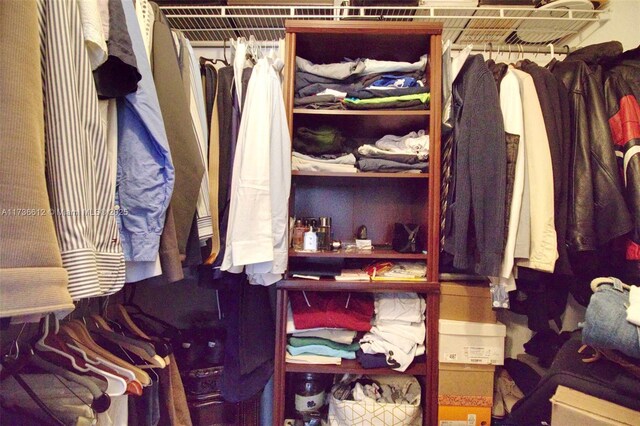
[294,373,326,421]
[303,226,318,251]
[318,217,332,250]
[292,219,305,251]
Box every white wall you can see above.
[570,0,640,51]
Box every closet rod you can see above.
[450,42,571,55]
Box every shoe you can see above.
[496,369,524,414]
[492,387,505,419]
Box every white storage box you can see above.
[438,319,506,365]
[328,376,422,426]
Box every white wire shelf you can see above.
[160,4,607,49]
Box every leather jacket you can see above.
[548,50,633,253]
[600,46,640,261]
[563,42,640,263]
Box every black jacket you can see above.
[586,44,640,263]
[548,55,632,252]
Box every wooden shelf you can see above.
[289,248,427,260]
[279,279,439,294]
[293,109,430,116]
[292,171,428,179]
[285,358,427,376]
[276,19,443,426]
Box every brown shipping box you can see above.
[439,363,495,397]
[440,281,497,323]
[551,386,640,426]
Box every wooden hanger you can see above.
[59,322,142,396]
[102,304,167,368]
[106,304,152,341]
[35,314,90,372]
[38,316,128,396]
[60,320,151,386]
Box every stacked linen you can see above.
[286,292,374,365]
[287,337,360,361]
[294,55,430,110]
[292,125,358,173]
[356,130,429,173]
[359,293,426,372]
[364,261,427,281]
[292,152,357,173]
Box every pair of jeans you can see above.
[582,282,640,359]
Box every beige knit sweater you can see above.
[0,0,73,317]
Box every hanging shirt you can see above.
[40,0,125,299]
[221,57,291,286]
[512,69,558,273]
[489,69,526,296]
[178,32,213,244]
[117,0,174,283]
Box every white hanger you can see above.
[35,315,88,372]
[37,316,126,396]
[67,343,136,381]
[548,43,555,60]
[85,363,127,396]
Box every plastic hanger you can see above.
[29,351,112,413]
[38,316,127,397]
[200,39,230,67]
[62,337,143,396]
[35,314,89,372]
[2,342,111,414]
[59,320,151,386]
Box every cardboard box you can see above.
[439,319,506,365]
[439,363,495,397]
[438,404,492,426]
[440,281,497,323]
[551,386,640,426]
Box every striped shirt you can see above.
[39,0,125,299]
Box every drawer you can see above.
[189,397,238,426]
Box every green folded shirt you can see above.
[289,336,360,352]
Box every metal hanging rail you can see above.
[160,4,607,48]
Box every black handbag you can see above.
[392,223,423,253]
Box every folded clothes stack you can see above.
[292,152,357,173]
[291,125,429,173]
[356,130,429,173]
[359,293,426,372]
[364,261,427,281]
[294,55,430,110]
[286,292,374,365]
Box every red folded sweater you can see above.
[289,291,374,331]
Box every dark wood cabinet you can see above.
[274,20,443,426]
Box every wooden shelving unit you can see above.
[274,20,443,426]
[292,171,429,179]
[289,248,428,260]
[286,358,428,376]
[293,108,431,116]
